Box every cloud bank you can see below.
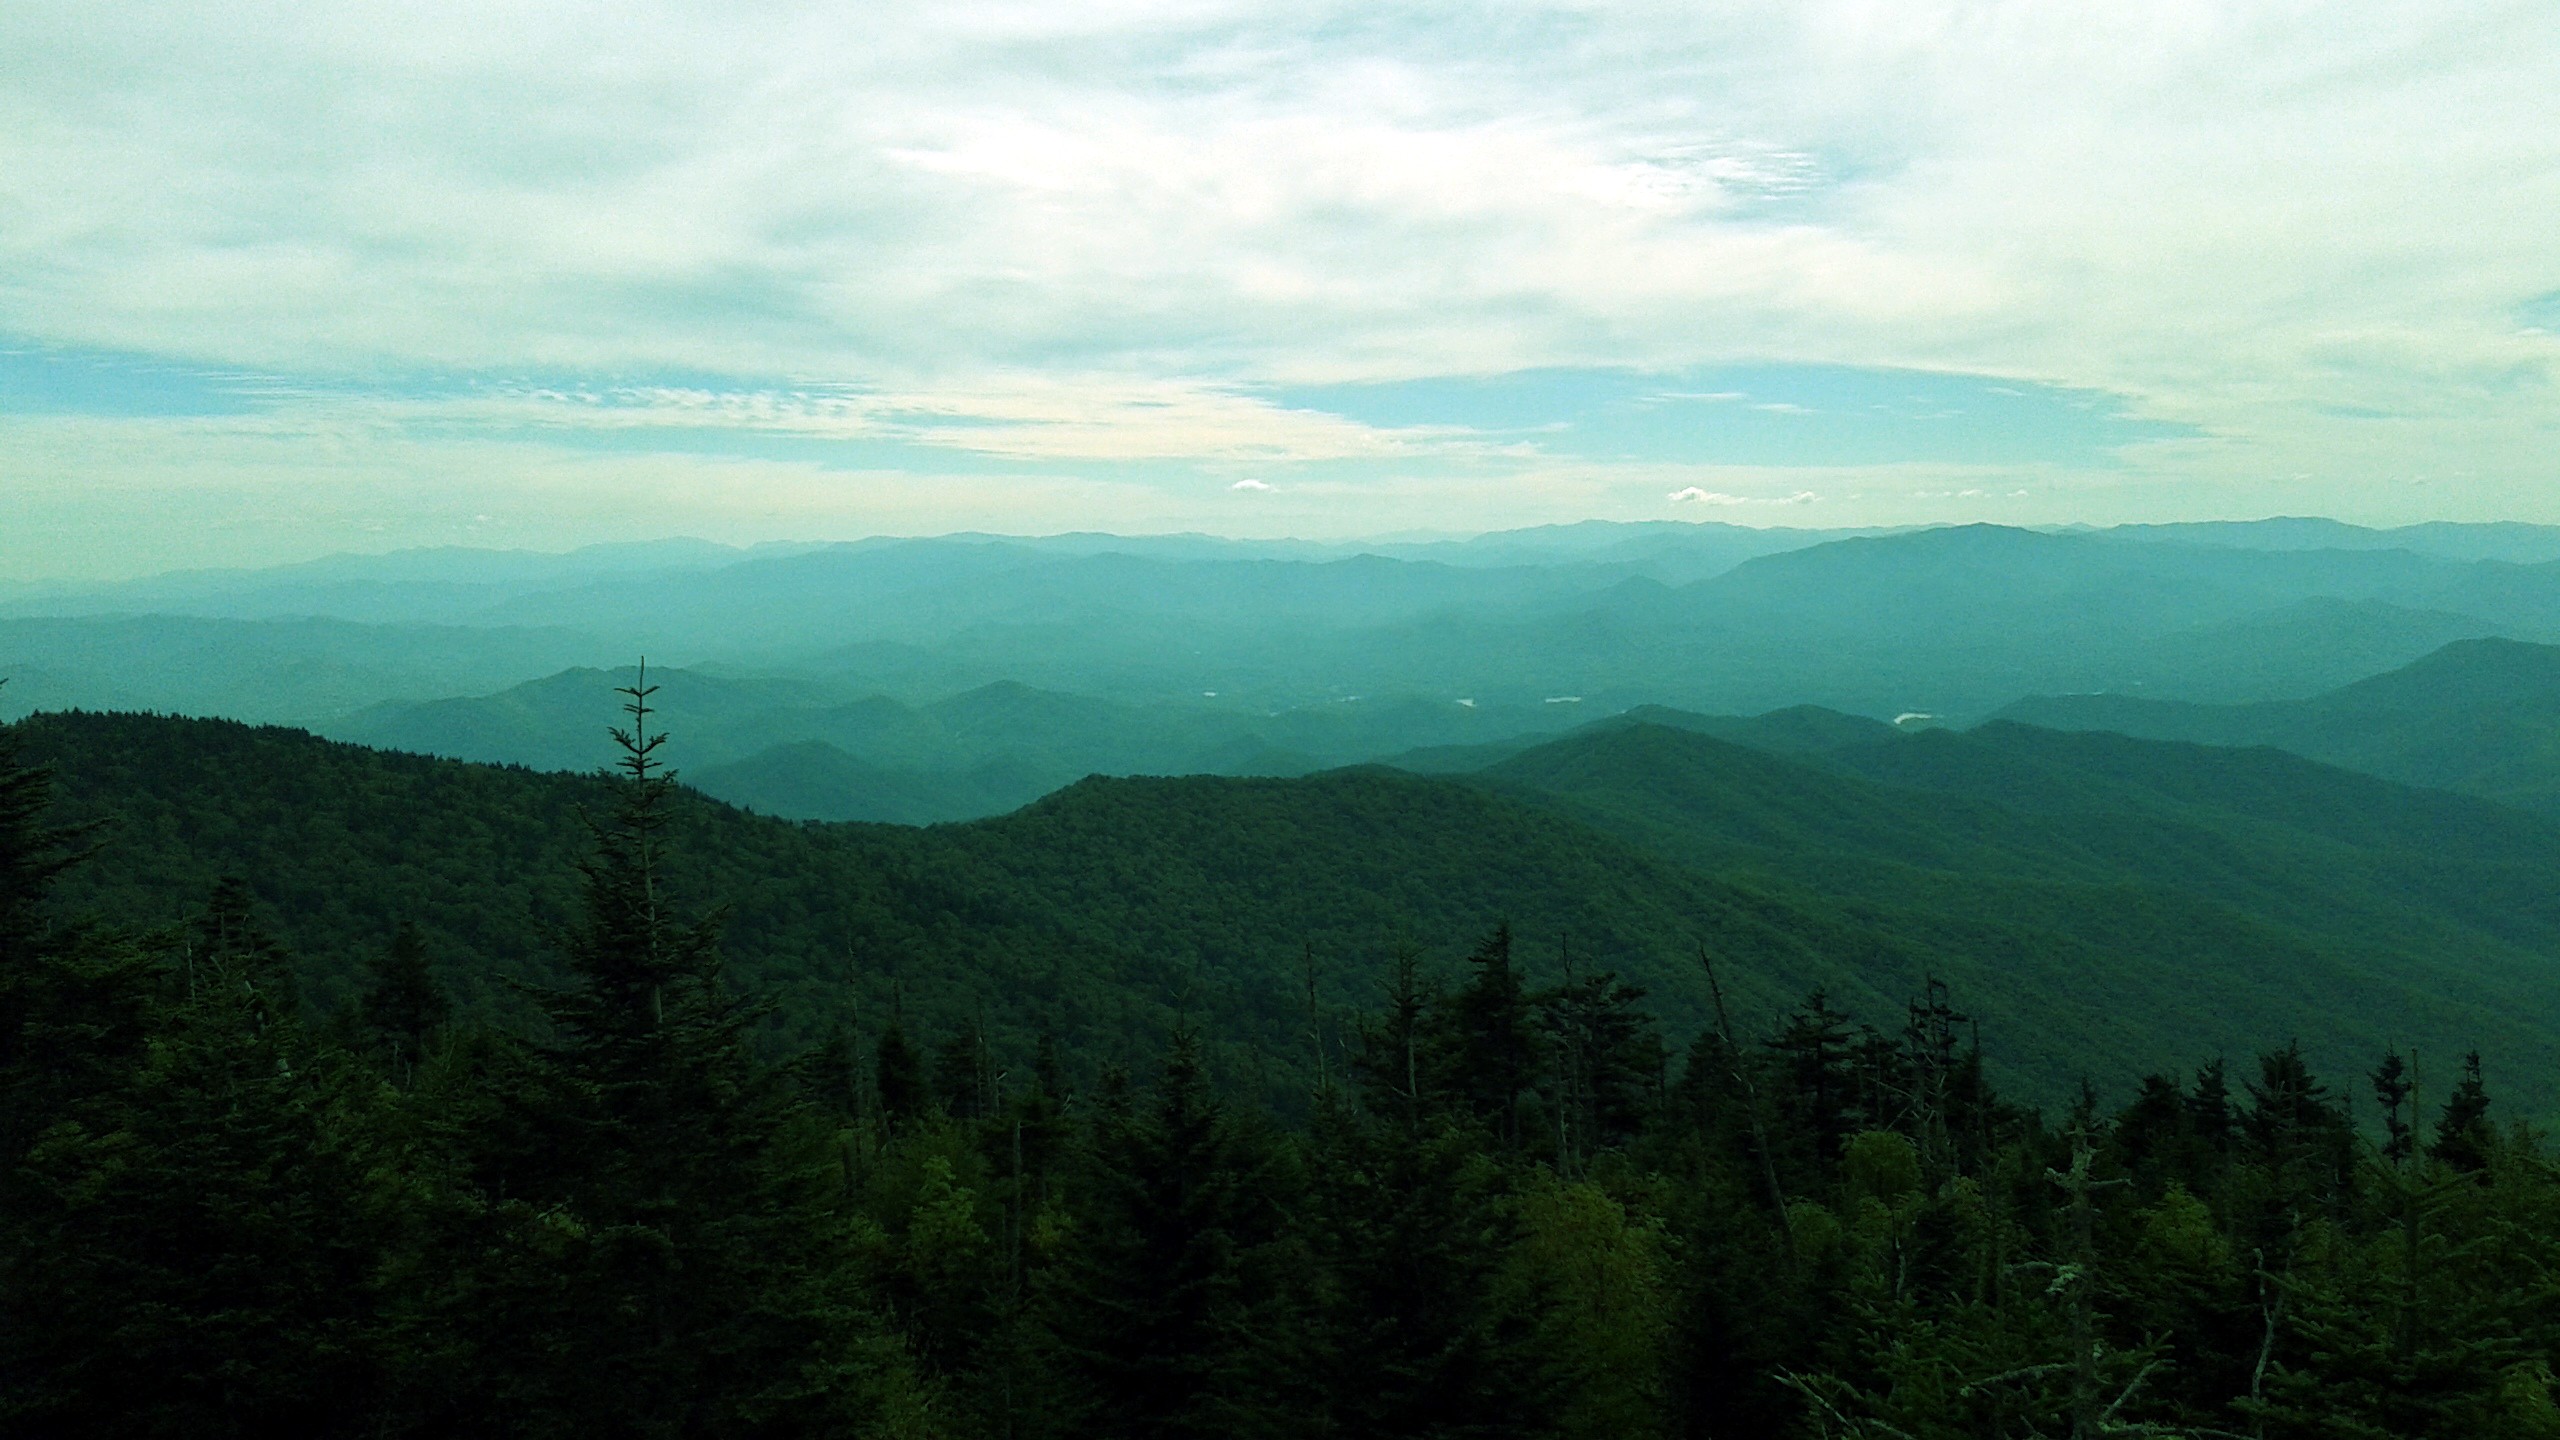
[2,0,2555,574]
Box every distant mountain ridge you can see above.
[332,666,1584,823]
[1998,636,2560,815]
[24,700,2560,1119]
[14,519,2560,817]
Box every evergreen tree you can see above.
[445,670,897,1436]
[2375,1051,2417,1166]
[359,919,449,1082]
[1540,963,1660,1169]
[2185,1056,2236,1170]
[935,1022,989,1122]
[2429,1051,2494,1174]
[876,1017,928,1136]
[2110,1072,2192,1198]
[1045,1031,1306,1439]
[5,882,381,1438]
[801,1018,865,1127]
[5,717,386,1435]
[1302,1091,1560,1439]
[2244,1043,2354,1201]
[1767,991,1859,1187]
[0,715,148,1207]
[1353,945,1438,1130]
[1439,923,1543,1146]
[0,707,91,959]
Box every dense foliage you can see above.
[23,706,2560,1119]
[9,699,2560,1436]
[2003,635,2560,817]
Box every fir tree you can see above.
[2374,1051,2416,1166]
[1045,1031,1305,1439]
[876,1016,927,1135]
[6,881,381,1438]
[1302,1091,1560,1439]
[0,705,92,958]
[0,714,146,1199]
[449,669,896,1436]
[2185,1057,2236,1167]
[1440,923,1543,1146]
[1768,991,1859,1187]
[2429,1052,2494,1174]
[1353,945,1437,1131]
[1540,963,1660,1168]
[358,919,449,1083]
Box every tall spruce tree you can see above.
[2429,1052,2495,1174]
[1540,964,1661,1168]
[1302,1090,1561,1440]
[1441,924,1543,1147]
[1045,1031,1306,1439]
[0,710,140,1200]
[358,919,449,1083]
[449,669,897,1437]
[876,1016,927,1136]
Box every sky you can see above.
[3,0,2556,578]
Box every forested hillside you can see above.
[19,703,2560,1121]
[2003,636,2560,815]
[9,695,2560,1437]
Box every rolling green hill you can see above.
[13,709,1933,1106]
[1998,636,2560,814]
[18,702,2560,1117]
[1454,718,2560,1113]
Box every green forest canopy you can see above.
[8,692,2560,1436]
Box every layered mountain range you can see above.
[15,517,2560,824]
[14,517,2560,1116]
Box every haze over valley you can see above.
[11,2,2560,1433]
[18,516,2560,824]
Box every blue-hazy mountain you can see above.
[2103,517,2560,564]
[1999,636,2560,815]
[0,614,601,725]
[332,665,1588,823]
[12,520,2560,813]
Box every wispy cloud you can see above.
[2,0,2556,574]
[1670,486,1818,506]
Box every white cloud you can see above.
[1231,477,1272,490]
[2,0,2558,571]
[1670,486,1819,506]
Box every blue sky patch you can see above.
[3,339,2190,477]
[0,344,276,418]
[1271,364,2193,467]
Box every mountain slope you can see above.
[1998,637,2560,814]
[334,665,1577,821]
[0,615,601,724]
[12,710,1946,1101]
[1456,719,2560,1114]
[22,707,2560,1116]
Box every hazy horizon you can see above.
[19,512,2560,588]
